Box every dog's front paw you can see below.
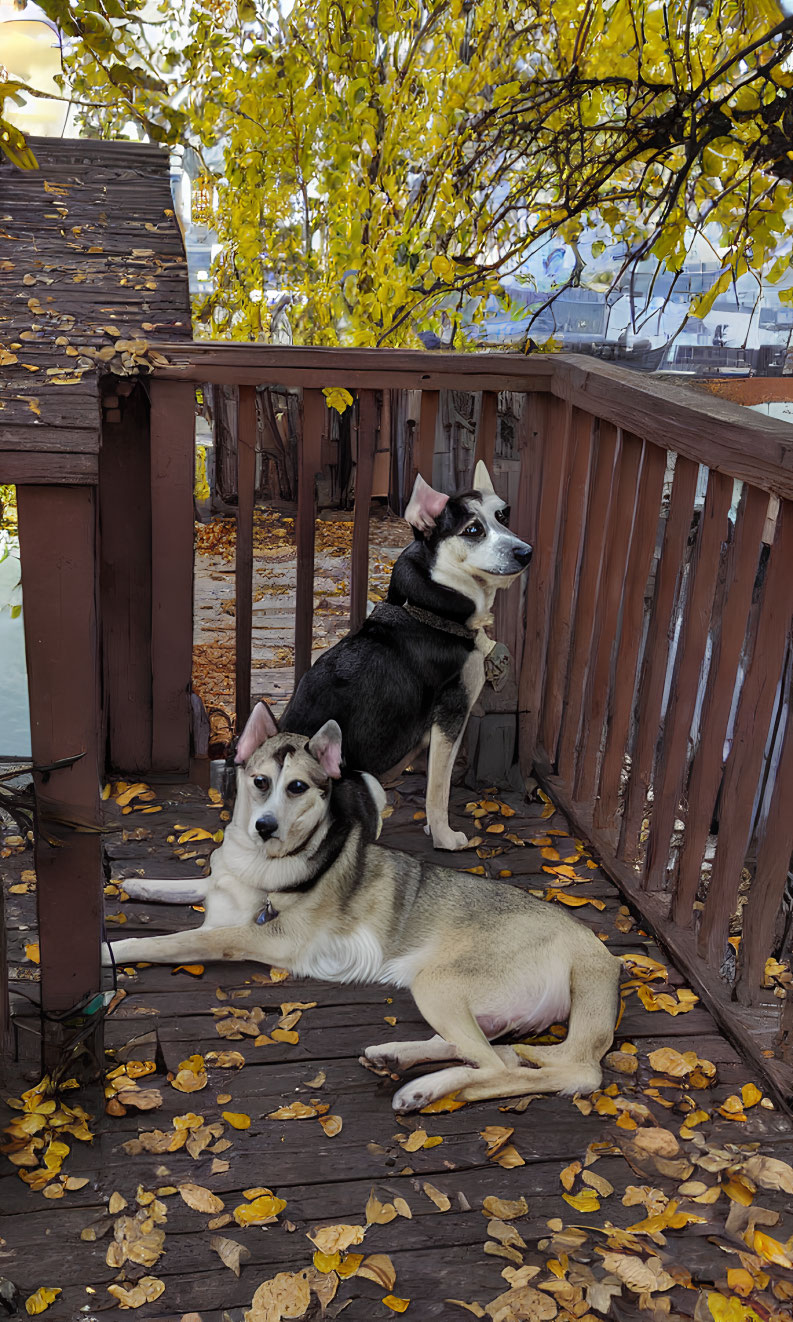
[392,1080,434,1113]
[101,942,114,968]
[363,1044,399,1071]
[424,823,468,852]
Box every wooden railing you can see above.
[7,344,793,1099]
[147,346,793,1102]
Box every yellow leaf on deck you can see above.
[541,847,560,860]
[422,1182,451,1211]
[420,1093,466,1113]
[337,1252,365,1278]
[172,965,204,977]
[741,1083,762,1108]
[313,1250,341,1273]
[752,1229,793,1268]
[233,1192,286,1225]
[179,1182,225,1213]
[271,1028,299,1044]
[25,942,40,964]
[268,1102,317,1119]
[309,1224,366,1254]
[382,1295,410,1313]
[25,1287,61,1315]
[563,1189,600,1212]
[177,827,214,843]
[222,1111,251,1129]
[727,1269,755,1298]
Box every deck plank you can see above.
[3,771,792,1319]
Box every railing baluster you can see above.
[539,409,594,762]
[618,456,699,863]
[415,389,439,483]
[235,384,256,731]
[474,390,498,472]
[517,396,570,768]
[595,440,666,832]
[643,469,733,891]
[697,499,793,966]
[574,432,644,809]
[735,685,793,1004]
[349,390,378,633]
[671,484,769,923]
[150,379,195,774]
[295,389,325,684]
[556,421,620,788]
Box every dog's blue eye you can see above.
[253,776,270,792]
[287,780,308,795]
[496,507,511,526]
[462,521,484,538]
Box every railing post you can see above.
[236,386,257,731]
[17,484,104,1068]
[415,389,439,483]
[150,379,196,775]
[474,390,498,473]
[295,390,324,684]
[349,390,378,633]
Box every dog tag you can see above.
[485,642,510,692]
[256,902,277,925]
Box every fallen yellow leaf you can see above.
[222,1111,251,1129]
[25,1288,62,1315]
[382,1295,410,1313]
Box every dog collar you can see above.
[403,603,475,639]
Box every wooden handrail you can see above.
[150,344,793,497]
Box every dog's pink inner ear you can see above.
[405,474,449,532]
[308,720,343,779]
[235,701,279,764]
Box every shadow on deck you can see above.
[2,776,793,1319]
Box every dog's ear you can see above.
[308,720,343,779]
[405,473,449,534]
[473,460,496,495]
[235,701,279,764]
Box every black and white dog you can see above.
[237,461,531,850]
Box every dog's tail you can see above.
[512,946,621,1094]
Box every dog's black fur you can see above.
[282,492,504,774]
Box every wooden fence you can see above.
[147,346,793,1102]
[6,345,793,1102]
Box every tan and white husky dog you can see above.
[104,719,621,1112]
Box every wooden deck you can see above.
[2,775,793,1319]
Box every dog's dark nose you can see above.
[256,813,278,841]
[513,544,532,568]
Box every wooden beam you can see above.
[294,390,324,684]
[149,379,195,775]
[16,485,103,1062]
[349,390,378,633]
[0,452,98,484]
[236,386,257,732]
[552,357,793,502]
[474,391,498,472]
[415,390,439,483]
[149,342,554,393]
[98,384,153,773]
